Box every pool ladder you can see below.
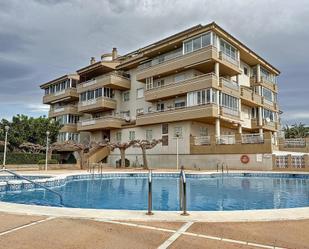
[217,162,229,174]
[0,168,64,205]
[146,169,189,216]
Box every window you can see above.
[146,130,153,140]
[129,131,135,140]
[220,93,239,111]
[183,32,211,54]
[153,79,165,88]
[146,77,153,90]
[157,103,164,112]
[220,39,238,61]
[201,33,211,47]
[243,67,248,76]
[262,87,273,102]
[162,123,168,134]
[174,127,183,138]
[175,73,185,82]
[263,108,275,121]
[162,135,168,146]
[136,108,144,115]
[175,99,186,109]
[123,91,130,101]
[187,89,214,107]
[136,88,144,99]
[116,132,122,142]
[184,40,193,54]
[199,127,208,136]
[193,37,201,51]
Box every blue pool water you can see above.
[0,175,309,211]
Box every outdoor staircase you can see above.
[87,146,110,164]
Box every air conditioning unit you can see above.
[125,116,131,122]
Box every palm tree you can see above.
[284,123,309,138]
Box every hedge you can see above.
[0,153,60,165]
[37,159,58,164]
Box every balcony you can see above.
[78,97,116,113]
[59,124,78,133]
[219,77,240,96]
[262,98,278,111]
[219,106,240,121]
[136,46,241,81]
[49,105,79,118]
[77,116,125,131]
[144,73,218,101]
[251,118,278,131]
[43,88,79,104]
[136,103,219,126]
[190,132,274,154]
[77,72,130,92]
[250,76,278,92]
[240,87,262,106]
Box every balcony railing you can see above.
[219,51,240,67]
[220,106,240,117]
[145,73,218,101]
[194,136,211,145]
[78,115,126,131]
[284,138,306,148]
[136,103,218,126]
[43,88,78,104]
[78,72,131,92]
[216,135,236,145]
[220,77,239,91]
[241,133,264,144]
[137,49,183,70]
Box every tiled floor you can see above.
[0,212,309,249]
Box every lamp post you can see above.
[45,131,50,171]
[2,126,9,169]
[175,132,180,171]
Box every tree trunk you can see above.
[120,148,126,168]
[142,147,148,169]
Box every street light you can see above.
[2,126,9,169]
[45,131,50,171]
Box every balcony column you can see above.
[215,62,220,84]
[258,106,263,135]
[238,124,242,134]
[215,118,221,138]
[257,64,261,82]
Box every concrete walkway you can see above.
[0,212,309,249]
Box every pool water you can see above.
[1,176,309,211]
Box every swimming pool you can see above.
[1,173,309,211]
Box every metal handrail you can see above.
[0,169,64,205]
[146,170,153,215]
[179,170,188,216]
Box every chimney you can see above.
[112,48,118,60]
[90,57,96,65]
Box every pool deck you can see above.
[1,169,309,248]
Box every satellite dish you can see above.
[265,117,271,123]
[131,116,136,121]
[125,116,130,122]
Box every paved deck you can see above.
[0,212,309,249]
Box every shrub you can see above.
[37,159,58,164]
[0,153,60,165]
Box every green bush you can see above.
[37,159,58,164]
[0,153,60,165]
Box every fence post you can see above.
[304,154,309,169]
[287,154,292,169]
[272,154,277,170]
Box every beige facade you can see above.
[40,22,281,168]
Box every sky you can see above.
[0,0,308,125]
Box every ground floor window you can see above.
[129,131,135,141]
[116,132,122,142]
[146,130,153,140]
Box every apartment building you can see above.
[40,22,280,169]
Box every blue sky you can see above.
[0,0,308,125]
